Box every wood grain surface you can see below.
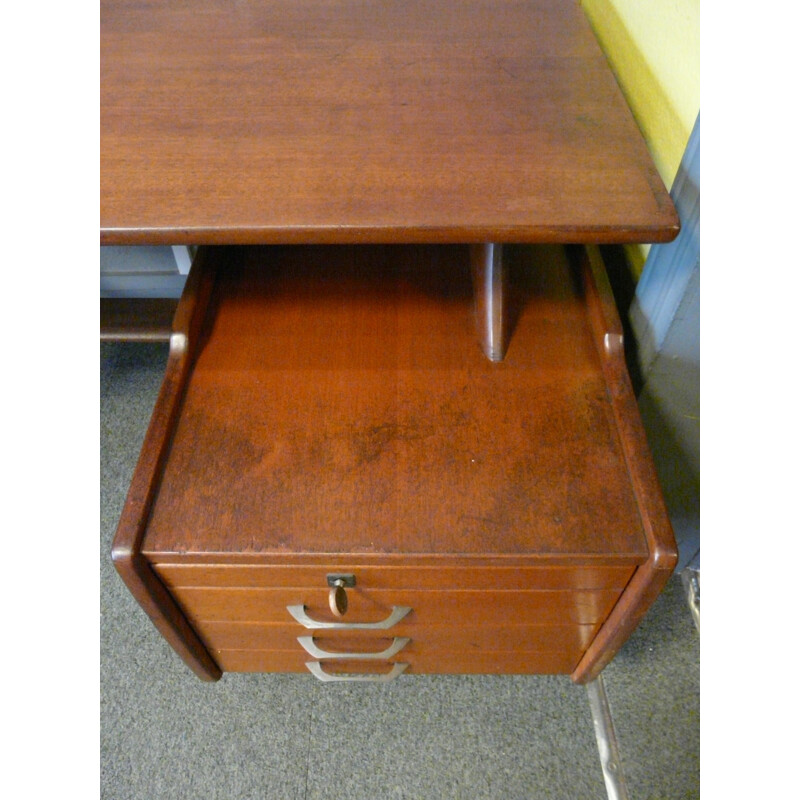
[143,244,650,561]
[101,0,679,245]
[153,563,636,591]
[168,585,622,625]
[190,621,599,654]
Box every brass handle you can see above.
[298,636,410,660]
[305,662,408,683]
[287,604,412,630]
[329,579,348,618]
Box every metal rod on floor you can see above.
[586,674,630,800]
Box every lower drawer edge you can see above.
[213,649,580,675]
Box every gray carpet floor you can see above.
[100,341,699,800]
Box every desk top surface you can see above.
[142,244,650,560]
[101,0,679,246]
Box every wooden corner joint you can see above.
[112,544,222,682]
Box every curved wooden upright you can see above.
[111,248,223,681]
[570,245,677,682]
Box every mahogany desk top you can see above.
[100,0,679,247]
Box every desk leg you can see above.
[586,674,630,800]
[470,243,508,362]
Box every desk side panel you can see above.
[570,246,677,683]
[111,249,223,681]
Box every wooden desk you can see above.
[105,0,679,683]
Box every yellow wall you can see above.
[579,0,700,274]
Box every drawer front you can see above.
[170,586,621,626]
[193,620,599,654]
[213,649,580,675]
[154,564,635,591]
[157,563,628,677]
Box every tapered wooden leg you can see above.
[470,243,507,361]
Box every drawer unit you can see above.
[153,563,636,678]
[113,243,676,683]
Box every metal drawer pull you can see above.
[287,604,411,630]
[326,573,355,618]
[306,661,408,683]
[329,579,349,617]
[298,636,410,660]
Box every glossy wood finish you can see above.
[101,0,678,245]
[111,243,677,682]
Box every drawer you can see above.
[170,586,622,626]
[154,563,635,591]
[192,621,599,654]
[212,649,581,676]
